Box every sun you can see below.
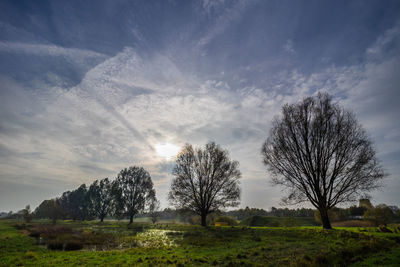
[155,143,180,160]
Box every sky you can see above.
[0,0,399,212]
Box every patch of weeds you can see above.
[24,251,39,260]
[166,231,183,236]
[236,253,247,259]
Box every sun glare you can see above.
[155,143,180,160]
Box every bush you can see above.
[363,205,394,226]
[24,251,39,260]
[214,216,238,226]
[65,241,83,251]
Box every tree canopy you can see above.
[88,178,113,222]
[112,166,156,224]
[261,92,385,229]
[169,142,241,226]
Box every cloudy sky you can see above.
[0,0,399,212]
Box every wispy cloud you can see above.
[0,0,399,211]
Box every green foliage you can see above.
[34,199,64,224]
[24,251,39,260]
[88,178,113,222]
[364,204,394,226]
[112,166,156,223]
[59,184,91,221]
[21,205,32,223]
[240,216,318,227]
[214,216,238,226]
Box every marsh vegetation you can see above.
[1,219,400,266]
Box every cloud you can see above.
[197,1,250,47]
[0,41,108,63]
[283,39,295,54]
[1,1,399,211]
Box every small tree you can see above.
[169,142,241,226]
[149,199,160,223]
[261,93,385,229]
[88,178,113,222]
[59,184,90,221]
[21,205,32,223]
[112,166,156,224]
[363,204,394,226]
[34,199,64,225]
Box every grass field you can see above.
[0,219,399,266]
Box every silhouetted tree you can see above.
[261,93,385,229]
[88,178,113,222]
[169,142,241,226]
[149,199,160,223]
[34,199,64,224]
[112,166,156,224]
[21,205,32,223]
[59,184,90,220]
[348,205,367,217]
[363,204,394,226]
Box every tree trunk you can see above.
[129,214,134,224]
[100,216,104,222]
[201,213,207,227]
[319,207,332,229]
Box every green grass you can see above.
[0,219,399,266]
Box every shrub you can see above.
[282,217,295,227]
[24,251,39,260]
[214,216,238,226]
[364,205,394,226]
[65,241,84,251]
[251,234,261,242]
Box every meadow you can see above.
[1,219,400,266]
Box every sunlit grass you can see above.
[0,219,399,266]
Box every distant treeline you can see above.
[225,207,315,220]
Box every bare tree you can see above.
[149,199,160,223]
[169,142,241,226]
[21,205,32,223]
[261,93,385,229]
[112,166,156,224]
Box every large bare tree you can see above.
[261,93,385,229]
[169,142,241,226]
